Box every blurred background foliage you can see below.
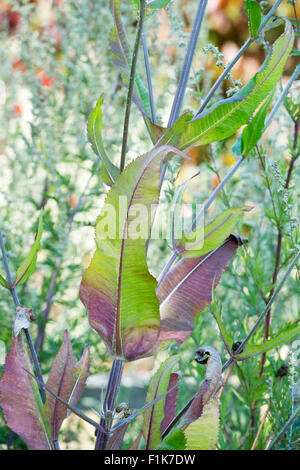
[0,0,299,450]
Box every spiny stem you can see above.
[95,359,124,450]
[120,1,146,172]
[168,0,208,127]
[0,225,46,402]
[158,0,208,191]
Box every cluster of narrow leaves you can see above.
[0,331,89,449]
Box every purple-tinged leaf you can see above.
[156,235,244,344]
[25,369,106,434]
[68,344,90,413]
[106,423,129,450]
[79,145,188,361]
[143,356,179,449]
[160,373,179,436]
[42,331,90,440]
[0,336,52,450]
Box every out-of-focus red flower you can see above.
[35,69,54,88]
[12,105,22,116]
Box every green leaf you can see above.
[143,356,179,449]
[167,21,293,151]
[14,212,43,287]
[241,92,274,156]
[177,207,251,258]
[87,96,120,185]
[0,273,9,289]
[183,400,220,450]
[232,134,243,156]
[245,0,262,38]
[234,323,300,360]
[156,429,186,450]
[147,0,171,9]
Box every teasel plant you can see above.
[0,0,299,451]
